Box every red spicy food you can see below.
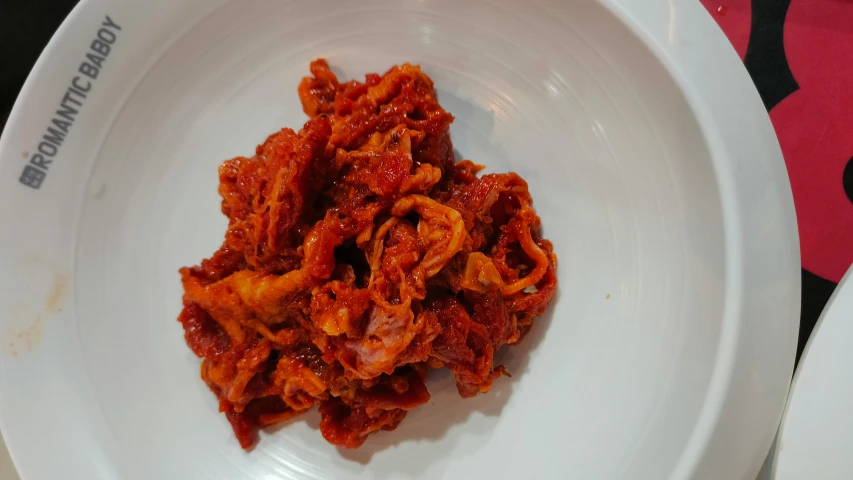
[178,59,557,449]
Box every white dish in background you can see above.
[770,264,853,480]
[0,0,799,479]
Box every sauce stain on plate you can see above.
[4,314,43,358]
[3,272,70,357]
[45,273,69,313]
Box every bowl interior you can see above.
[72,0,724,478]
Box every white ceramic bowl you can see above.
[769,263,853,480]
[0,1,799,479]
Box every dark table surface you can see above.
[1,0,850,363]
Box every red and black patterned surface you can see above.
[2,0,850,361]
[701,0,853,359]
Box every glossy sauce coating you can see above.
[178,60,557,448]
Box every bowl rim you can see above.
[600,1,800,478]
